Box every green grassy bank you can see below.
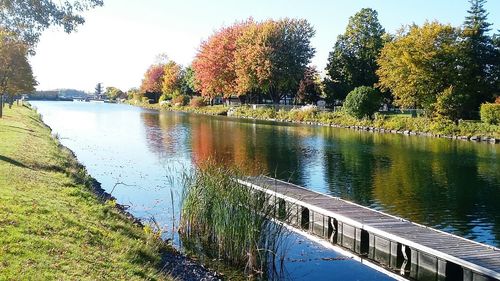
[0,104,173,280]
[130,101,500,141]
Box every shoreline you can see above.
[0,104,220,281]
[39,108,222,281]
[129,101,500,144]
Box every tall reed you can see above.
[179,161,289,276]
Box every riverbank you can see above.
[0,104,219,280]
[130,101,500,143]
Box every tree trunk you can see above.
[0,94,3,118]
[8,95,13,109]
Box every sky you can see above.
[30,0,500,93]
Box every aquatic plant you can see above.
[179,161,290,276]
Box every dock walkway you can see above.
[238,176,500,281]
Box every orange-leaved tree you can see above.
[192,20,253,104]
[235,19,316,104]
[140,64,164,103]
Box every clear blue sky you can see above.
[30,0,500,92]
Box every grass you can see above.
[232,106,500,139]
[0,104,174,280]
[179,161,289,277]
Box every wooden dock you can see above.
[238,176,500,281]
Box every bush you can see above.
[480,103,500,125]
[343,86,381,119]
[189,96,205,108]
[434,86,467,121]
[158,94,168,103]
[171,95,190,106]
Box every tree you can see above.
[434,86,469,122]
[377,22,463,116]
[94,82,103,98]
[343,86,381,119]
[104,86,124,100]
[0,0,103,46]
[127,87,142,101]
[0,31,36,117]
[140,64,164,103]
[461,0,498,113]
[180,66,197,96]
[161,60,182,99]
[296,66,322,104]
[325,8,386,102]
[235,18,315,104]
[192,20,251,104]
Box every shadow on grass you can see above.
[0,155,31,169]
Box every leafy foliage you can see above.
[140,64,164,102]
[461,0,498,111]
[0,30,36,116]
[189,96,205,108]
[480,103,500,124]
[161,60,182,98]
[296,66,322,104]
[180,66,197,96]
[377,22,463,115]
[0,0,103,45]
[192,20,251,101]
[434,86,469,121]
[235,18,315,103]
[105,86,125,100]
[325,8,386,101]
[343,86,381,119]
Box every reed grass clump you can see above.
[179,162,289,276]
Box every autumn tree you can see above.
[192,20,251,104]
[140,64,164,102]
[0,0,103,46]
[161,60,182,99]
[460,0,498,114]
[377,22,465,118]
[235,18,315,104]
[0,31,36,117]
[325,8,386,102]
[296,66,322,104]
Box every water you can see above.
[31,101,500,279]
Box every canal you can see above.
[31,101,499,280]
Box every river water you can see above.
[31,101,499,280]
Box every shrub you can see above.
[158,94,168,103]
[189,96,205,108]
[480,103,500,125]
[434,86,468,121]
[343,86,381,119]
[171,95,190,106]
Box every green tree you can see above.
[377,22,463,117]
[493,32,500,96]
[180,66,197,96]
[104,86,124,100]
[0,31,36,117]
[343,86,381,119]
[325,8,386,102]
[461,0,498,114]
[94,82,103,98]
[0,0,103,46]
